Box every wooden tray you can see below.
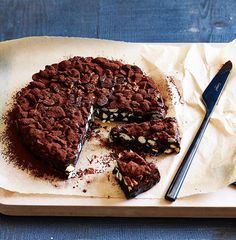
[0,40,235,217]
[0,186,236,217]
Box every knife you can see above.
[165,61,233,202]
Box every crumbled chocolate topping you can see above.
[13,56,166,175]
[0,109,67,179]
[113,150,160,199]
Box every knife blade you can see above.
[165,61,233,202]
[202,61,233,114]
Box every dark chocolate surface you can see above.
[113,150,160,199]
[14,57,166,174]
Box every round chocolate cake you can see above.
[13,57,167,177]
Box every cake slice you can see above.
[109,117,181,155]
[113,150,160,198]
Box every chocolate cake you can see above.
[109,117,181,155]
[113,150,160,198]
[14,57,166,176]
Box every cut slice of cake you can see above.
[109,117,181,155]
[113,150,160,199]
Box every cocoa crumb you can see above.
[76,167,102,179]
[87,157,93,165]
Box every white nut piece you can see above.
[109,108,118,112]
[68,171,76,179]
[151,114,159,119]
[121,112,127,117]
[102,113,108,119]
[175,147,180,153]
[108,135,113,142]
[128,186,133,191]
[147,139,156,146]
[133,85,139,91]
[65,164,75,173]
[152,148,159,153]
[168,138,175,143]
[120,133,132,141]
[132,179,138,186]
[77,143,82,152]
[123,118,128,121]
[164,149,173,154]
[123,178,128,186]
[138,136,146,144]
[114,113,118,117]
[116,172,123,181]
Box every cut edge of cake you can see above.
[113,150,161,199]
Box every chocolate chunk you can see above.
[109,117,181,155]
[113,150,160,199]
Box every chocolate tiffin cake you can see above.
[113,150,160,199]
[109,117,181,155]
[13,56,166,177]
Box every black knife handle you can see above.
[165,112,211,202]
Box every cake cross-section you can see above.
[109,117,181,155]
[113,150,161,198]
[13,56,166,177]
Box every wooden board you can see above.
[0,41,235,217]
[0,186,236,217]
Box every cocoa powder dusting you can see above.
[0,108,66,180]
[166,76,183,104]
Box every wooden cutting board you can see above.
[0,186,235,217]
[0,40,235,217]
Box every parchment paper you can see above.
[0,37,235,199]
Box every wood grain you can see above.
[0,215,236,240]
[0,0,236,42]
